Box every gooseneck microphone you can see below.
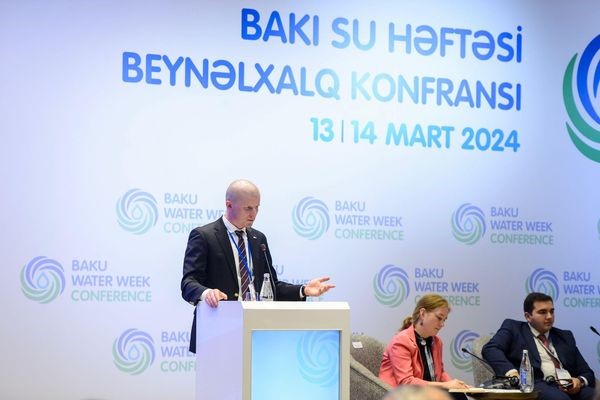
[461,347,520,389]
[260,243,277,301]
[461,347,496,375]
[590,326,600,337]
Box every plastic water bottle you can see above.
[259,273,274,301]
[519,349,533,392]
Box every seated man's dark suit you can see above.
[482,319,595,400]
[181,217,304,353]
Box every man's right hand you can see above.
[205,289,228,307]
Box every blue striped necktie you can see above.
[235,230,250,298]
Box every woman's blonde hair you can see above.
[401,294,449,330]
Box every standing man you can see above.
[181,179,335,352]
[482,292,596,400]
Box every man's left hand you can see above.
[303,276,335,297]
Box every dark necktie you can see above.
[235,230,250,298]
[538,334,560,368]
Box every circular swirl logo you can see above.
[452,203,486,245]
[373,265,410,307]
[450,330,480,371]
[116,189,158,235]
[296,331,339,387]
[526,268,560,301]
[292,197,330,240]
[113,328,155,375]
[563,35,600,163]
[20,256,65,304]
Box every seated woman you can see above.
[379,293,471,392]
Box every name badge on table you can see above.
[556,368,572,380]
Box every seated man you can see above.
[482,292,595,400]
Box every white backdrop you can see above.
[1,1,600,399]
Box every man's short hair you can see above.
[523,292,553,314]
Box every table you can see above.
[449,389,538,400]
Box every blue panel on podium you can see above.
[251,330,340,400]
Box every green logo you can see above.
[563,35,600,163]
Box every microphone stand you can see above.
[461,347,520,389]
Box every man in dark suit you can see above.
[482,292,595,400]
[181,179,335,352]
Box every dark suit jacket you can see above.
[181,217,303,352]
[482,319,595,387]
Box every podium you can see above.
[195,301,350,400]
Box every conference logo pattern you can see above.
[452,203,486,245]
[21,256,153,303]
[116,189,223,235]
[292,197,404,241]
[373,265,410,307]
[113,328,156,375]
[450,330,480,371]
[529,268,599,308]
[563,34,600,163]
[526,268,560,300]
[20,256,65,304]
[116,189,158,235]
[296,331,339,387]
[292,196,330,240]
[414,267,481,307]
[452,204,554,246]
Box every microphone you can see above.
[461,347,496,375]
[591,326,600,337]
[461,347,520,389]
[260,243,277,301]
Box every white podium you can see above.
[195,301,350,400]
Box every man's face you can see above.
[525,300,554,334]
[226,192,260,229]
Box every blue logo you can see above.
[113,328,156,375]
[20,256,65,304]
[563,34,600,163]
[296,331,339,387]
[116,189,158,235]
[452,203,486,245]
[450,330,480,371]
[292,197,330,240]
[373,265,410,307]
[526,268,560,301]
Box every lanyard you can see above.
[423,344,436,381]
[227,230,253,281]
[416,333,436,381]
[535,335,562,368]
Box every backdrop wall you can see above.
[1,1,599,399]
